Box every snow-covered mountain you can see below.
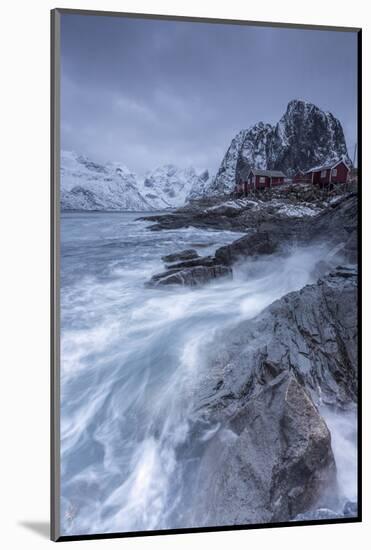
[60,151,152,211]
[186,169,213,201]
[60,152,210,211]
[210,99,351,195]
[139,164,212,208]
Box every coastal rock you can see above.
[215,231,277,266]
[140,211,245,232]
[148,264,232,287]
[143,188,356,237]
[163,256,217,270]
[188,268,357,525]
[343,501,358,517]
[146,195,357,289]
[162,249,199,263]
[193,372,337,525]
[197,268,357,411]
[215,194,357,265]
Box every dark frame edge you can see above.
[53,7,361,32]
[51,7,61,543]
[55,516,362,543]
[356,27,362,524]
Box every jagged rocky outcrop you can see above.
[146,194,357,287]
[162,249,199,263]
[209,100,351,195]
[141,184,352,234]
[197,267,357,411]
[148,252,232,287]
[148,264,232,287]
[189,267,357,524]
[193,372,337,525]
[215,231,277,266]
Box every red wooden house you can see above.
[305,160,350,186]
[293,170,312,184]
[236,167,286,194]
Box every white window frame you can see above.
[332,168,338,176]
[321,170,327,178]
[259,176,264,183]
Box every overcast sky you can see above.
[61,14,358,175]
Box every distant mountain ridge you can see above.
[209,99,351,195]
[60,151,210,211]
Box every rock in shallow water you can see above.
[146,194,358,288]
[147,264,232,288]
[215,231,277,266]
[193,372,337,525]
[161,249,199,263]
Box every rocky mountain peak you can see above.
[209,100,351,196]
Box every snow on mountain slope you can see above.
[210,99,351,195]
[61,151,152,211]
[139,165,211,208]
[186,169,213,201]
[60,152,211,211]
[206,130,248,197]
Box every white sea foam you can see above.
[60,212,356,535]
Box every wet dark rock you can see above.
[341,230,357,264]
[211,194,358,272]
[193,372,337,525]
[162,249,199,263]
[147,194,357,296]
[343,500,358,517]
[187,268,358,525]
[197,268,357,411]
[215,231,277,266]
[329,265,357,278]
[139,211,244,232]
[147,195,357,288]
[164,256,217,270]
[142,192,357,250]
[148,264,232,288]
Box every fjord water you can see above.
[60,212,356,535]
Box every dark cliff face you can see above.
[211,100,351,195]
[272,100,351,175]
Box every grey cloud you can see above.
[61,14,358,174]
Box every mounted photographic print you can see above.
[51,8,361,542]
